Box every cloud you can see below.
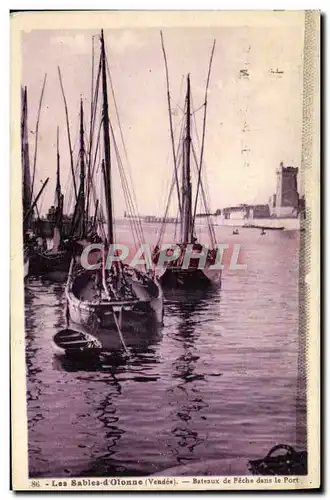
[105,30,144,55]
[50,34,91,55]
[49,30,144,57]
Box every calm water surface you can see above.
[25,225,306,477]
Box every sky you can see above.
[21,13,305,217]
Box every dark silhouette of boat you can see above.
[243,223,284,231]
[153,34,221,289]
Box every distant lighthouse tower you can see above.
[274,162,299,217]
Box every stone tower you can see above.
[275,162,299,217]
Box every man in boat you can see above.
[152,245,160,265]
[192,236,203,252]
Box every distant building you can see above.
[271,162,299,217]
[248,204,270,219]
[222,205,249,219]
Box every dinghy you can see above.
[29,128,73,277]
[53,328,102,354]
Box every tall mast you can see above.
[21,86,32,230]
[79,98,86,236]
[56,126,61,206]
[100,29,114,245]
[181,74,193,243]
[55,125,64,234]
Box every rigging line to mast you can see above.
[191,143,216,246]
[156,115,185,247]
[158,111,185,227]
[31,73,47,199]
[106,113,143,248]
[100,29,114,246]
[190,92,213,220]
[65,156,80,216]
[160,30,182,214]
[156,170,177,248]
[90,118,103,188]
[86,35,96,224]
[104,55,145,243]
[109,122,143,250]
[87,54,102,222]
[88,160,106,238]
[58,66,78,202]
[157,143,184,247]
[191,140,213,237]
[192,39,216,232]
[169,97,185,114]
[117,167,140,254]
[157,73,185,218]
[190,103,206,115]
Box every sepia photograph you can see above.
[11,9,320,491]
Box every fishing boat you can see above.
[21,86,32,280]
[152,33,221,289]
[243,223,284,231]
[64,30,163,352]
[21,86,49,280]
[29,127,72,277]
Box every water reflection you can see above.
[51,305,163,476]
[78,373,126,476]
[165,288,218,464]
[25,283,43,427]
[24,228,304,478]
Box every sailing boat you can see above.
[64,30,163,351]
[21,86,32,280]
[29,127,72,278]
[21,86,49,280]
[153,35,221,288]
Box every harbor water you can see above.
[25,223,306,477]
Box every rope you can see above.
[112,309,130,356]
[105,54,146,244]
[160,31,182,214]
[191,94,214,221]
[31,74,47,198]
[191,142,216,247]
[156,114,185,248]
[192,40,216,230]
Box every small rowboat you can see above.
[53,328,102,354]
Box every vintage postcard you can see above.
[10,10,320,491]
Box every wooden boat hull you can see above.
[53,328,102,354]
[66,294,162,331]
[157,266,221,289]
[65,269,164,351]
[29,249,71,276]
